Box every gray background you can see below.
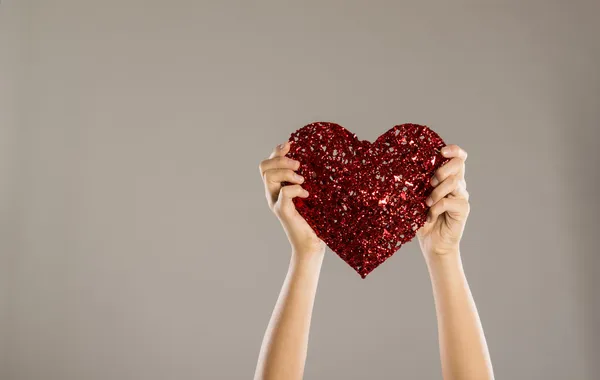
[1,1,599,379]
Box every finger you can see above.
[426,175,467,206]
[427,197,470,223]
[265,168,304,186]
[259,155,300,177]
[269,141,291,159]
[264,169,305,201]
[430,157,465,186]
[441,144,468,161]
[275,184,309,216]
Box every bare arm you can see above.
[254,252,323,380]
[426,253,493,380]
[417,144,494,380]
[255,141,326,380]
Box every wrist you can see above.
[425,249,462,270]
[425,253,467,290]
[291,248,325,266]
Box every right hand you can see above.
[259,141,325,257]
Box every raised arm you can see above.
[417,144,494,380]
[254,141,326,380]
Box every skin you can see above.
[254,142,494,380]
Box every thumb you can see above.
[276,184,308,218]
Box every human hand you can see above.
[417,144,470,261]
[259,141,326,258]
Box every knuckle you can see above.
[451,156,463,166]
[263,169,272,180]
[450,175,460,186]
[279,157,293,168]
[438,198,448,208]
[284,169,296,180]
[287,157,299,168]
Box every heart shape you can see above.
[284,122,449,278]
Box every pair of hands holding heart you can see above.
[255,125,494,380]
[258,123,470,276]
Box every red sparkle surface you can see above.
[284,122,449,278]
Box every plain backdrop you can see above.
[1,1,599,379]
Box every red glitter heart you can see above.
[284,122,450,278]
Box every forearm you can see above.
[254,251,324,380]
[426,253,494,380]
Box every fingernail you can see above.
[442,146,451,156]
[431,177,439,186]
[278,142,286,150]
[296,174,304,182]
[426,214,431,222]
[425,197,433,206]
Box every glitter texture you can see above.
[284,122,449,278]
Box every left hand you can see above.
[417,144,470,260]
